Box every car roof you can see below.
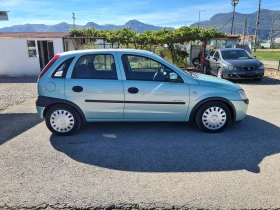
[60,49,155,56]
[217,48,245,52]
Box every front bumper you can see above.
[222,67,264,79]
[225,73,264,79]
[232,99,249,121]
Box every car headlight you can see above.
[228,65,234,70]
[238,89,247,100]
[259,64,264,70]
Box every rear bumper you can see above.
[36,106,45,119]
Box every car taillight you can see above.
[38,54,60,79]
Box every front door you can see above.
[65,53,124,120]
[121,54,189,120]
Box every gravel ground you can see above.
[0,77,37,112]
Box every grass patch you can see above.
[253,51,280,61]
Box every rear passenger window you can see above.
[52,57,75,78]
[72,54,117,80]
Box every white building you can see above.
[0,32,107,77]
[275,38,280,43]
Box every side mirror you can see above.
[169,73,178,81]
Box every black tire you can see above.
[195,101,231,133]
[203,65,210,75]
[45,104,82,136]
[192,58,200,67]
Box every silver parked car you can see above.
[204,48,264,80]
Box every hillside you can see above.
[0,20,174,33]
[191,9,280,40]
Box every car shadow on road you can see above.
[50,115,280,173]
[0,113,43,145]
[0,76,37,83]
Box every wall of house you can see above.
[0,37,64,77]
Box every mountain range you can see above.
[0,9,279,40]
[0,20,174,34]
[192,9,280,40]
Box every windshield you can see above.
[221,50,253,60]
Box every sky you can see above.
[1,0,280,28]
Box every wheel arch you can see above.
[37,96,87,124]
[189,97,236,122]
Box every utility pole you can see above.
[254,0,261,53]
[72,12,76,29]
[270,11,275,49]
[198,9,206,29]
[242,18,248,45]
[231,0,239,35]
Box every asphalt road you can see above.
[0,77,280,209]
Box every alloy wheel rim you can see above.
[202,106,227,130]
[218,69,222,78]
[50,110,75,133]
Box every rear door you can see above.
[65,52,124,120]
[120,54,189,120]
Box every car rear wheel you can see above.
[203,65,210,75]
[45,104,81,136]
[195,102,231,133]
[192,58,200,67]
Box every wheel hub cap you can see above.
[202,107,227,130]
[50,110,75,133]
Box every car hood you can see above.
[224,58,261,67]
[195,74,241,91]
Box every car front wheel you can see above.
[195,102,231,133]
[45,104,81,136]
[217,68,223,78]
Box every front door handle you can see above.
[128,87,139,94]
[72,86,83,92]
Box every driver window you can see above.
[122,54,182,82]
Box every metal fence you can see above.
[261,60,280,70]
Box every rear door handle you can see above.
[72,86,83,92]
[128,87,139,94]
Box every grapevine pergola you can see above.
[70,26,225,64]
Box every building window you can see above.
[27,40,37,57]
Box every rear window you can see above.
[52,57,75,78]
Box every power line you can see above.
[219,17,233,31]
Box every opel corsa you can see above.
[36,49,249,135]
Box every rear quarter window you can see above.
[52,57,75,78]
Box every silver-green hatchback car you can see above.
[36,49,249,135]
